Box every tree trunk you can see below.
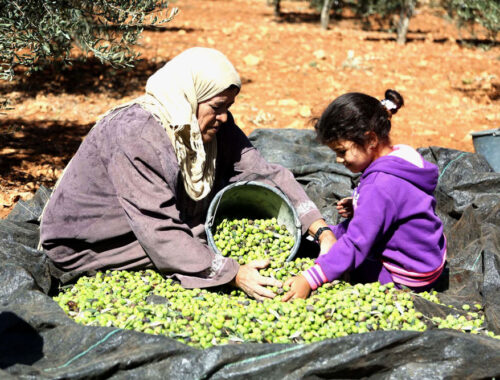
[396,0,415,45]
[274,0,281,17]
[320,0,334,30]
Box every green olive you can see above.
[52,218,499,348]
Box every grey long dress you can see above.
[40,104,321,288]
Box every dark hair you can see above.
[315,89,404,146]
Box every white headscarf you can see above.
[133,47,241,200]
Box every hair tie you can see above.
[381,99,397,111]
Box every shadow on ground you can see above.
[0,118,92,185]
[365,35,500,47]
[0,58,168,100]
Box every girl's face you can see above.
[327,139,374,173]
[196,86,239,144]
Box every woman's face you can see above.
[197,86,239,143]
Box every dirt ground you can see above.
[1,0,499,218]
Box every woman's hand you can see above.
[308,219,336,256]
[282,275,311,301]
[232,259,282,301]
[319,232,336,256]
[336,197,353,219]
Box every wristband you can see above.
[314,226,330,243]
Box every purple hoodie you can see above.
[303,145,446,290]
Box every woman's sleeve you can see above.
[303,182,397,289]
[226,124,322,235]
[106,127,239,288]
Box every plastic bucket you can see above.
[470,128,500,172]
[205,181,302,261]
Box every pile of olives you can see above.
[53,218,499,349]
[213,217,295,265]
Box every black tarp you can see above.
[1,129,499,379]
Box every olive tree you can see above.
[0,0,177,82]
[309,0,416,43]
[443,0,499,41]
[355,0,417,44]
[275,0,282,17]
[266,0,281,17]
[320,0,340,30]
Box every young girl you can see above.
[283,89,446,300]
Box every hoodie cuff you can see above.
[302,264,328,290]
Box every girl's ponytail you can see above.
[381,89,404,117]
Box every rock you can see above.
[282,108,298,117]
[462,131,474,142]
[299,105,312,118]
[285,120,303,129]
[243,54,261,66]
[278,98,298,107]
[313,49,326,60]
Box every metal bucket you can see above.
[470,128,500,172]
[205,181,302,261]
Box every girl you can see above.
[283,89,446,300]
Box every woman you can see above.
[40,47,335,300]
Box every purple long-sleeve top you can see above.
[303,145,446,290]
[40,104,321,288]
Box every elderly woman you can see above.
[40,48,335,300]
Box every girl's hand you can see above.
[282,275,311,301]
[232,259,283,301]
[336,197,354,218]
